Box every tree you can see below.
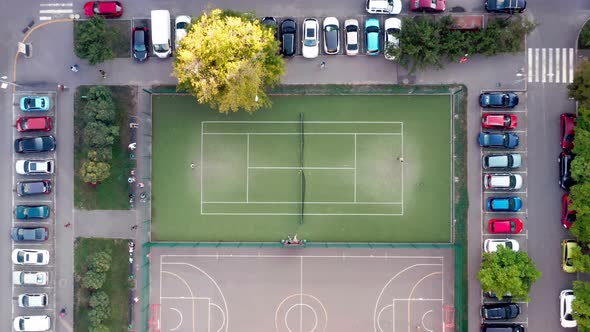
[477,246,541,301]
[571,246,590,273]
[89,325,110,332]
[88,306,110,326]
[83,121,119,148]
[174,9,284,113]
[89,291,110,309]
[83,98,116,124]
[83,270,106,290]
[580,23,590,49]
[568,58,590,108]
[573,280,590,330]
[80,160,111,185]
[88,251,112,273]
[74,16,115,65]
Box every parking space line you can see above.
[527,48,533,83]
[541,48,546,83]
[534,48,539,83]
[482,171,527,174]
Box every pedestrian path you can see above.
[39,2,74,21]
[527,48,575,84]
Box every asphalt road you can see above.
[0,0,589,331]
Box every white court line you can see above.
[203,201,402,204]
[527,48,533,82]
[161,296,212,300]
[246,134,249,203]
[39,16,52,21]
[40,3,73,6]
[39,9,73,13]
[162,255,444,259]
[534,48,539,82]
[401,122,404,213]
[569,48,574,83]
[203,121,403,124]
[354,134,357,202]
[203,132,402,136]
[548,48,553,83]
[541,48,546,83]
[248,166,355,170]
[202,212,403,216]
[200,122,204,214]
[556,48,561,83]
[392,298,443,301]
[169,307,183,331]
[422,310,434,332]
[300,256,303,332]
[563,48,567,83]
[161,270,196,331]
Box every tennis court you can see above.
[152,95,453,243]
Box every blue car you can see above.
[479,92,519,108]
[478,132,519,149]
[486,197,522,212]
[365,18,380,55]
[20,96,50,112]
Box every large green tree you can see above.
[174,9,284,113]
[573,281,590,330]
[477,246,541,301]
[569,59,590,108]
[74,16,115,65]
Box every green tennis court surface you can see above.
[152,95,453,243]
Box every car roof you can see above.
[384,18,401,30]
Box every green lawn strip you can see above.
[106,20,131,58]
[152,94,452,242]
[74,238,132,332]
[74,86,135,210]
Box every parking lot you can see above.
[11,91,57,330]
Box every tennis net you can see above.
[300,112,305,224]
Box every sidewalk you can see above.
[74,210,138,238]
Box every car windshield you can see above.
[304,39,316,47]
[176,22,188,29]
[501,95,510,105]
[17,252,24,262]
[20,119,29,130]
[566,134,575,142]
[509,176,516,187]
[153,43,170,52]
[134,31,146,51]
[508,199,515,210]
[505,242,513,249]
[510,222,516,232]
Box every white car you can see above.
[483,239,520,253]
[13,316,50,331]
[366,0,402,14]
[302,18,319,58]
[483,174,523,190]
[15,160,54,175]
[18,294,48,308]
[12,249,49,265]
[344,19,359,56]
[384,18,401,60]
[174,15,191,49]
[13,271,48,286]
[560,289,577,328]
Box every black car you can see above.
[16,180,52,196]
[132,27,149,61]
[261,17,278,39]
[481,323,525,332]
[14,136,56,153]
[481,303,520,320]
[559,152,576,191]
[485,0,526,13]
[323,17,340,55]
[280,19,296,57]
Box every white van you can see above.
[366,0,402,14]
[151,10,171,58]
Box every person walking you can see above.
[70,64,79,72]
[459,53,469,63]
[320,61,326,68]
[99,69,107,79]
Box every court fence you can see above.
[146,241,455,249]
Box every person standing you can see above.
[70,64,79,72]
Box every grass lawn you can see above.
[74,238,131,332]
[73,20,131,58]
[152,94,453,243]
[74,86,136,210]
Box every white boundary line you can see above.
[162,254,444,259]
[246,134,250,203]
[300,256,303,332]
[354,133,357,202]
[200,121,204,214]
[248,166,355,170]
[569,48,574,83]
[202,212,403,216]
[203,201,402,205]
[556,48,561,83]
[563,48,567,83]
[401,121,404,214]
[203,132,402,136]
[541,48,546,83]
[203,121,403,124]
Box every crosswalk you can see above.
[39,2,74,21]
[527,48,575,84]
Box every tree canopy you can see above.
[569,59,590,108]
[477,246,541,301]
[173,9,284,113]
[573,281,590,330]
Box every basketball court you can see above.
[149,247,455,332]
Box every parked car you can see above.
[484,174,523,190]
[484,239,519,253]
[559,151,575,191]
[16,180,52,196]
[174,15,191,49]
[302,18,319,58]
[366,0,402,14]
[132,27,149,61]
[488,219,523,234]
[483,153,522,169]
[15,205,50,220]
[562,239,579,273]
[486,197,522,212]
[13,315,50,331]
[14,136,56,153]
[83,1,123,18]
[19,96,50,112]
[16,116,51,132]
[384,18,401,60]
[560,289,577,328]
[16,160,54,175]
[410,0,446,12]
[482,114,518,129]
[562,194,576,229]
[323,17,340,55]
[479,92,519,108]
[365,18,381,55]
[344,19,359,56]
[560,113,576,150]
[478,132,519,149]
[11,227,49,242]
[481,324,525,332]
[12,249,50,265]
[485,0,526,13]
[481,303,520,320]
[280,19,296,56]
[18,294,48,308]
[13,271,48,286]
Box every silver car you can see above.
[344,19,359,56]
[482,153,522,169]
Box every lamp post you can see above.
[0,75,23,88]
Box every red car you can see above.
[562,194,576,229]
[560,113,576,150]
[410,0,446,12]
[482,114,518,129]
[84,1,123,18]
[488,218,523,234]
[16,116,51,132]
